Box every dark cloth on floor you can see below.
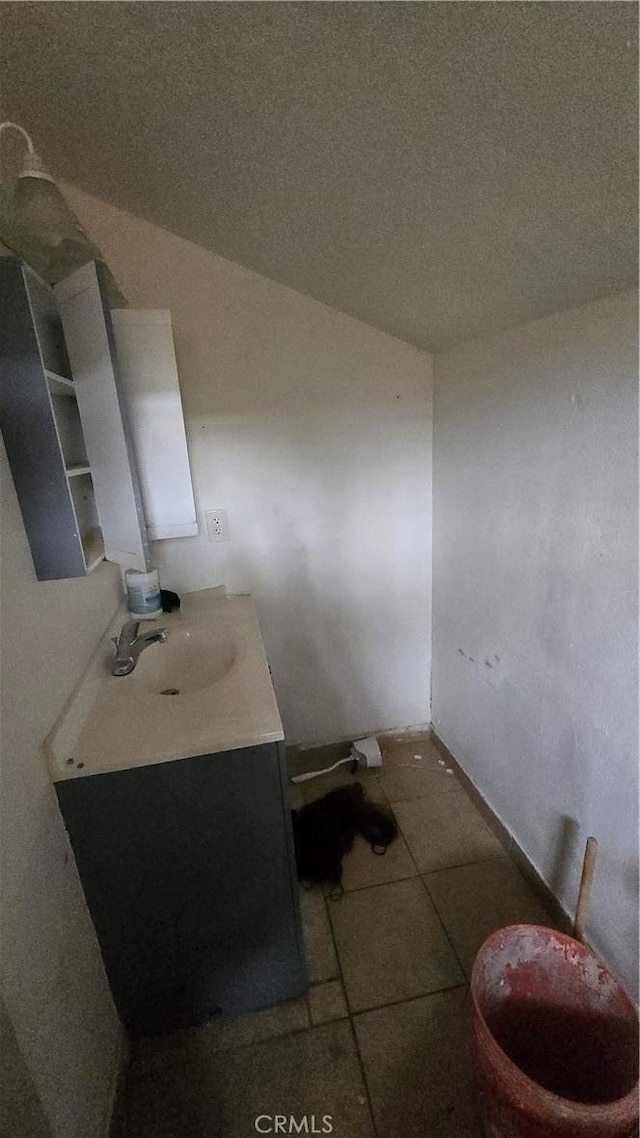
[291,781,398,891]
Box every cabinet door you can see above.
[55,262,149,571]
[111,309,197,540]
[56,747,306,1039]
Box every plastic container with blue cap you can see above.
[124,568,162,620]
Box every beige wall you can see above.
[432,291,639,993]
[1,440,123,1138]
[67,185,433,746]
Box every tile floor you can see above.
[121,730,552,1137]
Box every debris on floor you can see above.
[292,781,398,892]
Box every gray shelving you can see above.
[0,257,104,579]
[1,255,153,580]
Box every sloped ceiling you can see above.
[2,2,637,350]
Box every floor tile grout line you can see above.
[421,852,558,972]
[125,980,473,1075]
[383,791,465,806]
[393,794,436,874]
[418,870,469,980]
[373,761,492,881]
[335,866,419,897]
[324,863,470,1132]
[339,845,420,893]
[416,851,508,875]
[420,852,512,883]
[421,852,551,896]
[418,849,546,988]
[323,892,377,1125]
[322,886,381,1138]
[349,981,469,1020]
[392,784,506,875]
[131,1015,318,1066]
[324,849,506,902]
[134,985,402,1067]
[345,1017,380,1138]
[390,813,422,877]
[325,874,421,903]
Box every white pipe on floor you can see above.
[290,736,382,784]
[290,756,354,784]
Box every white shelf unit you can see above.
[2,257,151,580]
[55,263,150,573]
[0,259,104,578]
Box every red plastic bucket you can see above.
[471,925,639,1138]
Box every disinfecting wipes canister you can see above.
[125,568,162,619]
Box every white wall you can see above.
[66,185,433,746]
[1,440,123,1138]
[1,998,52,1138]
[432,291,638,992]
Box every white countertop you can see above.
[46,590,284,782]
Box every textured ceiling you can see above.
[2,2,637,351]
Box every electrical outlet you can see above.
[205,509,230,543]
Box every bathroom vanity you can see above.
[49,592,306,1039]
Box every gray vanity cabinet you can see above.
[55,743,306,1040]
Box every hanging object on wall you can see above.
[0,120,123,301]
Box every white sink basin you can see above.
[46,593,284,781]
[131,627,237,695]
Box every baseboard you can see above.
[429,730,573,937]
[288,721,432,755]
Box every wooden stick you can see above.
[574,836,598,942]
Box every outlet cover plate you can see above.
[205,509,230,542]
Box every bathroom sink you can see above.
[47,593,284,780]
[130,627,237,695]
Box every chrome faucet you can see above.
[111,620,167,676]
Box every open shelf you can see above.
[46,370,76,398]
[82,527,105,573]
[49,391,89,470]
[69,473,104,572]
[24,263,73,379]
